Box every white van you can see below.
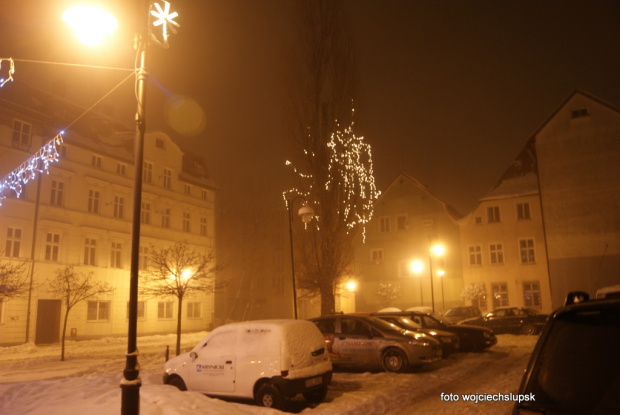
[163,319,332,409]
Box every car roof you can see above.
[554,297,620,318]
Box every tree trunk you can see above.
[320,282,335,316]
[60,306,70,361]
[176,296,183,356]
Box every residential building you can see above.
[353,173,464,313]
[0,83,216,346]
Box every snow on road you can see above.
[0,332,537,415]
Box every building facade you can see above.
[0,84,216,346]
[353,173,464,313]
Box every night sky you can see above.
[2,0,620,215]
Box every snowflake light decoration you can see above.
[151,1,179,46]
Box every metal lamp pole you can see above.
[286,196,314,319]
[121,1,149,413]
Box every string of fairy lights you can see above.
[284,109,380,239]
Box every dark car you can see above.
[513,291,620,415]
[460,306,547,335]
[373,311,497,352]
[372,314,460,356]
[442,306,482,324]
[309,314,442,373]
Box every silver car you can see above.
[309,314,442,373]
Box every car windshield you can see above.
[523,308,620,413]
[444,308,464,316]
[368,317,408,334]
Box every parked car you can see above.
[373,311,496,352]
[163,319,332,410]
[513,292,620,414]
[372,313,460,356]
[309,314,442,373]
[459,306,547,334]
[442,306,482,324]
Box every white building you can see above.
[0,83,216,346]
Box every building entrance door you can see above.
[35,299,61,344]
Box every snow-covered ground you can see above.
[0,331,538,415]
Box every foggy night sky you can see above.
[2,0,620,216]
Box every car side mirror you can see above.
[190,351,198,359]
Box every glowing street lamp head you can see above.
[63,6,118,46]
[345,280,357,292]
[410,260,424,274]
[431,245,445,256]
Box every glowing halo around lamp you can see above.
[62,6,118,46]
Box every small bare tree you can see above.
[376,281,402,308]
[0,259,28,298]
[48,265,114,361]
[461,283,487,308]
[140,241,218,356]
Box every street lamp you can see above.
[409,259,424,306]
[286,196,314,319]
[428,244,445,312]
[64,3,178,414]
[437,269,446,311]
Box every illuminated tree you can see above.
[48,266,114,361]
[286,0,379,315]
[140,241,218,356]
[376,281,402,308]
[0,259,28,298]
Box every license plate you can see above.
[305,376,322,388]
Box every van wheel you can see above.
[521,323,536,335]
[256,383,285,409]
[382,347,408,373]
[167,375,187,391]
[303,386,328,403]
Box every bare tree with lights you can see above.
[48,265,114,361]
[0,259,28,298]
[286,0,380,316]
[376,281,402,309]
[140,241,218,356]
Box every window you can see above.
[12,119,32,149]
[116,163,127,176]
[45,233,60,261]
[491,282,509,308]
[161,208,171,228]
[517,202,531,220]
[87,301,110,321]
[183,212,191,233]
[571,108,589,119]
[163,168,172,189]
[200,217,207,236]
[5,227,22,258]
[201,189,208,200]
[471,284,487,311]
[187,302,201,318]
[143,162,153,183]
[91,155,102,168]
[523,281,542,308]
[113,196,125,219]
[396,215,408,231]
[50,180,64,206]
[184,184,191,195]
[379,216,390,233]
[158,301,174,319]
[370,248,384,263]
[519,239,536,264]
[87,189,100,214]
[155,138,165,149]
[127,301,146,320]
[487,206,501,223]
[475,216,482,225]
[468,245,482,266]
[489,243,504,264]
[84,238,97,266]
[139,246,149,271]
[141,202,151,224]
[110,242,122,268]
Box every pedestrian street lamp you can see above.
[64,2,179,415]
[285,195,315,319]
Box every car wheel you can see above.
[521,323,536,335]
[256,382,286,409]
[382,347,408,373]
[303,385,328,404]
[166,375,187,391]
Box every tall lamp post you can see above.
[286,196,314,319]
[64,3,178,414]
[409,259,424,306]
[428,244,445,312]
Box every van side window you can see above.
[341,318,370,336]
[314,319,335,334]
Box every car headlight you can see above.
[409,333,431,346]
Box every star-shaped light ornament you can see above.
[151,1,179,47]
